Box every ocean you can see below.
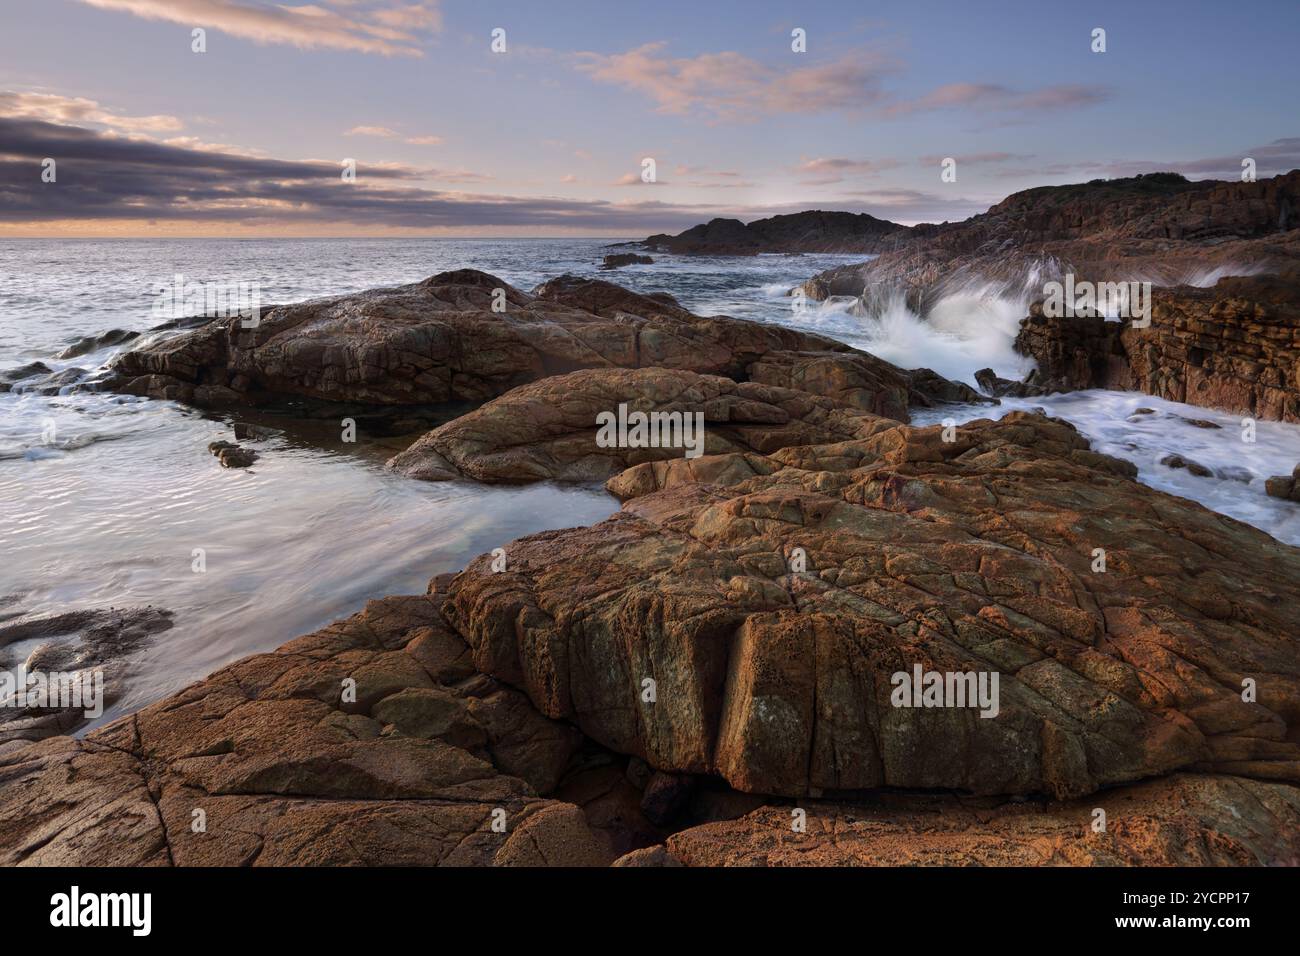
[3,237,1299,730]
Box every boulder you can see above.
[386,367,898,483]
[104,270,958,417]
[601,253,653,269]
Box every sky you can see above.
[0,0,1297,237]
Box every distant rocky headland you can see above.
[639,209,912,256]
[4,170,1300,867]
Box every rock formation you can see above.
[7,400,1300,865]
[644,210,913,256]
[10,249,1300,867]
[102,270,970,419]
[601,253,653,269]
[387,367,899,482]
[1015,274,1300,421]
[800,171,1300,308]
[632,773,1300,866]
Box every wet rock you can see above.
[56,329,140,359]
[105,269,969,417]
[1017,275,1300,423]
[975,367,1045,398]
[601,253,653,269]
[0,596,613,866]
[907,367,994,406]
[1160,454,1213,477]
[208,440,258,468]
[1265,465,1300,502]
[0,361,52,383]
[0,607,174,743]
[232,422,280,442]
[801,171,1300,306]
[17,367,87,395]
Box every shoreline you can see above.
[4,256,1300,865]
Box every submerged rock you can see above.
[56,328,140,359]
[0,361,52,384]
[208,440,258,468]
[1160,453,1213,477]
[0,606,174,743]
[601,253,653,269]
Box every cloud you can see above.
[574,42,895,121]
[793,156,901,185]
[346,126,400,138]
[0,115,737,231]
[76,0,441,57]
[887,82,1109,117]
[0,91,183,134]
[347,126,443,145]
[613,172,667,186]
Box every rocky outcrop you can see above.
[642,773,1300,866]
[443,411,1300,801]
[7,410,1300,865]
[102,270,966,419]
[7,407,1300,863]
[0,593,616,866]
[386,367,898,483]
[1015,275,1300,421]
[644,210,913,256]
[0,607,174,744]
[11,257,1300,865]
[801,171,1300,308]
